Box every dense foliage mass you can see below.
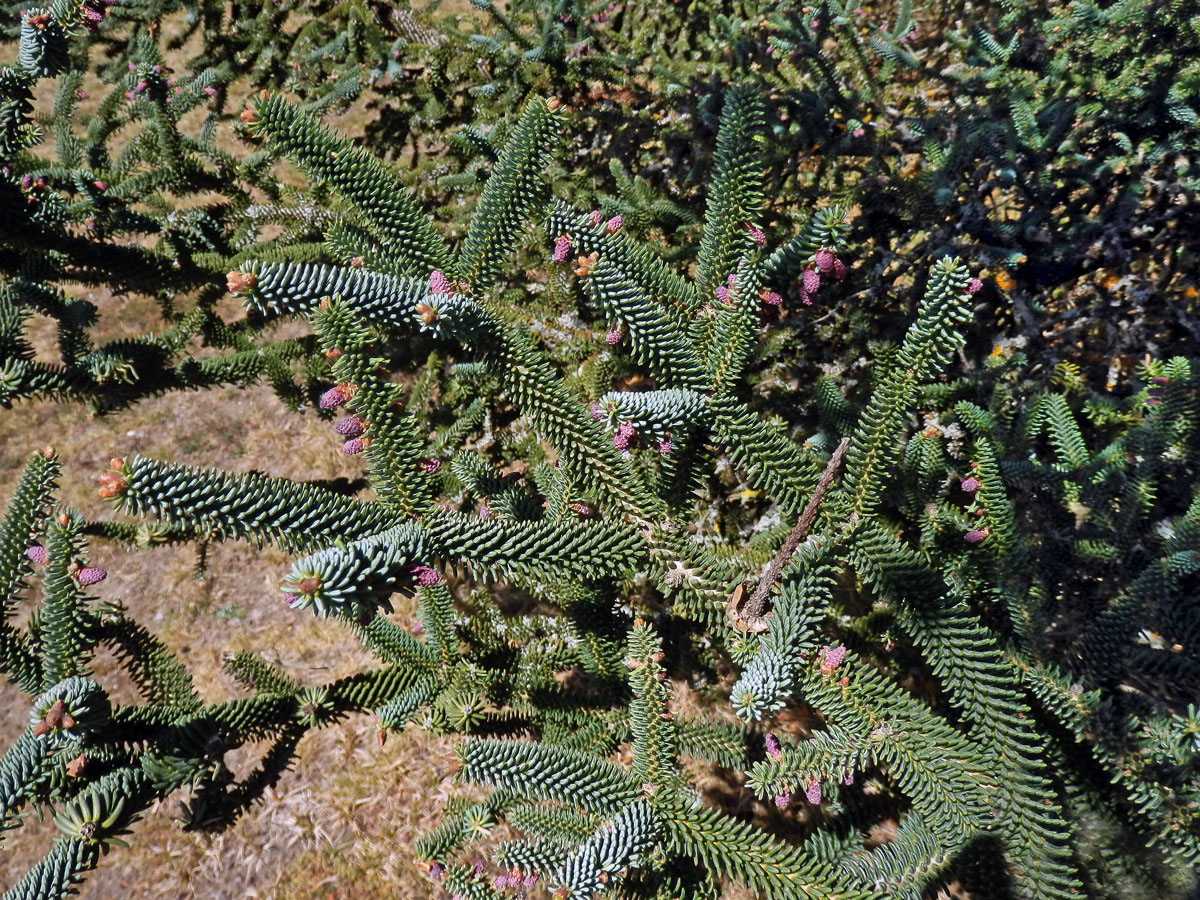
[2,2,1198,899]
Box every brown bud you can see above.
[325,348,343,360]
[226,271,257,294]
[350,256,364,268]
[297,576,321,595]
[97,471,129,499]
[239,107,256,124]
[57,513,70,526]
[546,97,561,111]
[32,720,50,737]
[42,446,56,458]
[61,713,76,729]
[415,302,439,325]
[109,457,124,470]
[66,754,87,777]
[44,699,67,728]
[376,728,387,747]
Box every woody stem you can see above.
[741,436,851,619]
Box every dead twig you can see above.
[726,436,851,630]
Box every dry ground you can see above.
[0,286,457,898]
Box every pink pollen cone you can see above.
[552,235,572,262]
[319,385,348,410]
[613,422,636,451]
[335,417,365,437]
[408,565,442,586]
[765,733,782,761]
[75,567,107,586]
[805,779,822,805]
[819,644,847,676]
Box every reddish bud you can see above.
[44,699,67,728]
[415,302,439,325]
[226,271,257,294]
